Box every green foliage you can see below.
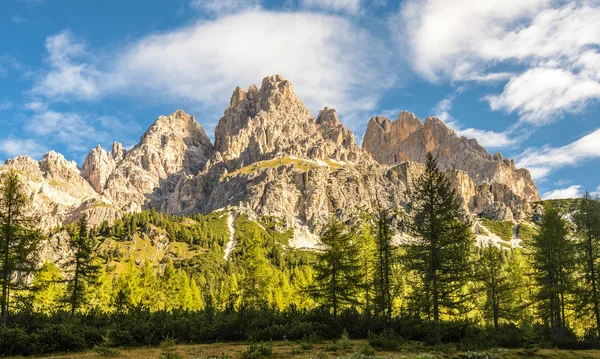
[300,341,314,350]
[0,170,43,325]
[367,330,403,351]
[480,218,514,241]
[357,343,375,356]
[159,338,183,359]
[516,223,537,241]
[403,153,475,323]
[530,203,575,340]
[307,218,362,319]
[241,341,273,359]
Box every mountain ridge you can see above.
[0,75,539,246]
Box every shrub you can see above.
[358,343,375,356]
[314,352,329,359]
[241,341,273,359]
[368,330,403,351]
[300,341,314,350]
[337,329,353,349]
[158,338,183,359]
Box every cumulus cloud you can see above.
[542,185,582,200]
[32,11,392,133]
[31,31,118,101]
[516,128,600,180]
[0,138,46,160]
[301,0,362,14]
[393,0,600,124]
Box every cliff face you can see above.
[362,110,540,216]
[0,75,540,246]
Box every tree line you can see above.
[1,153,600,354]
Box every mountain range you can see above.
[0,75,539,248]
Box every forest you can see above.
[1,153,600,358]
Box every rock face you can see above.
[1,75,540,245]
[363,111,540,219]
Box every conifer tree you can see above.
[0,170,42,326]
[573,192,600,337]
[31,262,65,314]
[476,242,515,329]
[239,228,271,307]
[308,218,362,319]
[356,218,376,319]
[531,203,574,341]
[374,211,395,325]
[402,152,474,322]
[65,216,100,315]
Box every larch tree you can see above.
[65,216,100,315]
[0,170,42,326]
[531,203,575,341]
[402,152,474,322]
[307,218,362,319]
[572,192,600,337]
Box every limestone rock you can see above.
[362,111,540,219]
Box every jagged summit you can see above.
[362,110,540,203]
[213,75,366,170]
[1,75,540,243]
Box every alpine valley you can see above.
[0,75,540,251]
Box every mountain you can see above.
[0,75,539,246]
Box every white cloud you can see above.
[517,128,600,180]
[301,0,362,14]
[190,0,261,15]
[542,185,582,200]
[31,31,118,101]
[0,138,46,160]
[393,1,600,124]
[32,11,392,134]
[432,96,517,149]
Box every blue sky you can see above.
[1,0,599,199]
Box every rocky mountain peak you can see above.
[214,75,365,170]
[82,145,116,194]
[362,110,540,207]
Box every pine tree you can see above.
[0,170,42,326]
[307,218,362,319]
[402,152,474,322]
[573,192,600,337]
[531,203,574,341]
[65,216,100,315]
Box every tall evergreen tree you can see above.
[308,218,362,319]
[0,170,42,326]
[374,211,394,325]
[476,242,516,329]
[531,203,574,341]
[402,152,474,322]
[572,192,600,337]
[65,216,100,315]
[239,228,271,307]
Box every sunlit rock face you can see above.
[1,75,540,247]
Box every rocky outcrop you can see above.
[362,111,540,219]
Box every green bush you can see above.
[368,330,403,351]
[358,343,375,356]
[337,329,353,349]
[159,338,183,359]
[300,341,314,350]
[241,341,273,359]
